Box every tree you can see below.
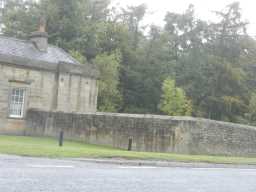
[93,51,122,112]
[203,2,249,121]
[160,78,192,116]
[120,3,147,50]
[210,2,248,62]
[111,4,148,113]
[163,3,250,122]
[2,0,39,38]
[69,50,87,64]
[247,93,256,124]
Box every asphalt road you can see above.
[0,155,256,192]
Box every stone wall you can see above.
[26,110,256,157]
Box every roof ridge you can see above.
[0,35,30,44]
[0,35,64,49]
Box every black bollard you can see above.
[128,138,132,151]
[59,130,64,147]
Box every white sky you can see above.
[111,0,256,36]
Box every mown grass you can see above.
[1,135,256,165]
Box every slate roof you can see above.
[0,35,99,78]
[0,36,79,65]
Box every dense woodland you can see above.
[2,0,256,125]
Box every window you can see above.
[0,0,5,9]
[9,88,26,118]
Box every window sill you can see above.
[8,116,25,120]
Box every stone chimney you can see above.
[29,17,48,52]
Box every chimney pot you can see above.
[29,17,48,52]
[38,17,46,32]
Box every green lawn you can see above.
[1,135,256,165]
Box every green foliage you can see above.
[93,52,122,112]
[69,50,87,64]
[160,78,192,116]
[246,93,256,124]
[2,0,39,38]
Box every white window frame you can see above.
[9,88,26,118]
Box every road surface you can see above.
[0,155,256,192]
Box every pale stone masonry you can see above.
[27,110,256,157]
[0,27,99,134]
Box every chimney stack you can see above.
[29,17,48,52]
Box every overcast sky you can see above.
[111,0,255,36]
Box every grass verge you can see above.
[0,135,256,165]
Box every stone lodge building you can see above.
[0,27,99,134]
